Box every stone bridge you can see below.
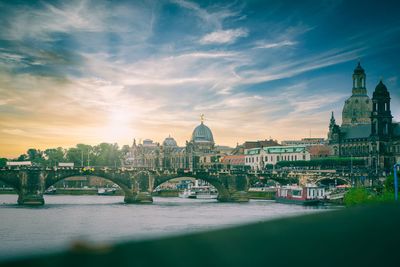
[0,168,251,205]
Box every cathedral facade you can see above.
[328,63,400,170]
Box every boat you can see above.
[178,188,197,198]
[44,186,57,195]
[97,188,117,196]
[195,187,218,199]
[275,184,325,205]
[178,184,218,199]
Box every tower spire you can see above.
[352,61,366,95]
[329,111,336,128]
[200,114,205,124]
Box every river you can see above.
[0,194,333,259]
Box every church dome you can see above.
[373,80,390,98]
[163,136,177,147]
[342,95,372,127]
[191,122,214,143]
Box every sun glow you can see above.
[100,108,135,143]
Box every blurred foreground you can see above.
[2,203,399,267]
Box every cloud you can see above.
[171,0,242,30]
[200,28,248,44]
[238,45,367,84]
[2,129,26,136]
[254,40,297,49]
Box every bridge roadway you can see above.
[0,167,356,205]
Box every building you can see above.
[231,139,280,155]
[327,62,400,170]
[244,146,310,170]
[220,155,245,169]
[281,138,326,146]
[125,116,232,170]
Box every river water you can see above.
[0,194,333,259]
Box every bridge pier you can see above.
[17,170,46,206]
[124,192,153,204]
[17,193,45,205]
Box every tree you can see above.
[27,148,45,165]
[44,147,65,167]
[0,158,7,167]
[66,148,84,167]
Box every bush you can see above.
[344,188,395,206]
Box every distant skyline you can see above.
[1,0,399,158]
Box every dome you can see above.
[191,122,214,143]
[342,95,372,127]
[373,80,390,98]
[163,136,177,147]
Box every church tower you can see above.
[341,62,372,127]
[370,80,393,169]
[352,62,367,95]
[370,80,393,140]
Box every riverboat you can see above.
[276,184,325,205]
[97,188,117,196]
[195,187,218,199]
[178,188,197,198]
[178,186,218,199]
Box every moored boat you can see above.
[195,187,218,199]
[178,188,197,198]
[276,184,325,205]
[97,188,117,196]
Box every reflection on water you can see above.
[0,194,334,259]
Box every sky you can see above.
[0,0,399,158]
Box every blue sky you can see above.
[0,0,399,157]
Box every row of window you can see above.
[245,154,306,163]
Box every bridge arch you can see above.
[315,177,351,186]
[153,174,231,201]
[0,171,21,194]
[45,171,135,203]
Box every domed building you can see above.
[328,62,400,170]
[341,62,372,127]
[125,116,224,170]
[163,135,178,147]
[190,119,215,153]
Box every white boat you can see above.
[178,188,197,198]
[196,189,218,199]
[179,187,218,199]
[97,188,117,196]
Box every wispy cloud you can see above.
[200,28,248,44]
[1,0,399,157]
[254,40,297,49]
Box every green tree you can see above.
[66,148,84,167]
[44,147,65,167]
[27,148,45,165]
[16,154,28,161]
[0,158,7,167]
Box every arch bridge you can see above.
[0,168,252,205]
